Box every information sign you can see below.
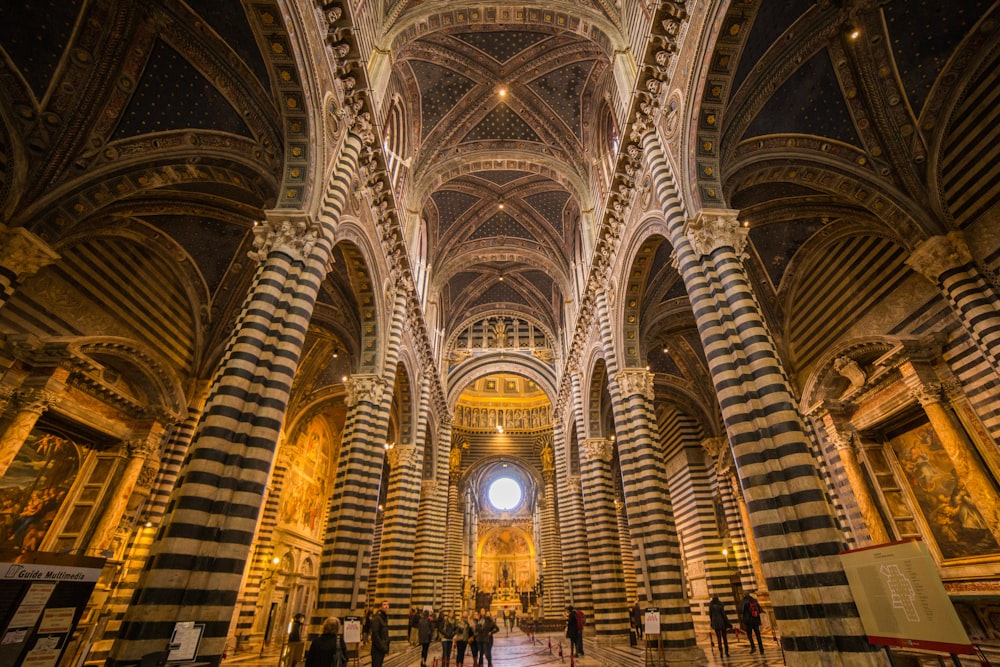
[343,617,361,644]
[643,609,660,635]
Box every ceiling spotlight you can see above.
[497,198,505,210]
[332,348,339,359]
[848,27,860,40]
[662,346,669,353]
[498,86,507,97]
[341,375,348,382]
[499,276,504,282]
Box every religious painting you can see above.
[888,422,1000,560]
[0,431,80,553]
[279,416,336,538]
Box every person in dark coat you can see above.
[474,609,499,667]
[565,605,584,657]
[305,617,347,667]
[286,613,306,667]
[418,607,435,667]
[455,610,471,666]
[440,609,457,667]
[708,594,731,656]
[739,592,764,654]
[370,600,390,667]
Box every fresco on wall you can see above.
[279,416,337,538]
[890,423,999,560]
[0,432,79,553]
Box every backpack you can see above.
[575,609,585,628]
[749,601,760,617]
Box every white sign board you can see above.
[840,540,973,655]
[166,621,204,662]
[643,609,660,635]
[343,617,361,644]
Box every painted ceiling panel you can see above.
[473,170,531,186]
[470,211,535,241]
[146,215,249,296]
[463,104,541,143]
[431,190,480,236]
[470,282,530,308]
[741,49,861,147]
[884,0,988,114]
[113,39,253,140]
[523,270,553,297]
[749,218,826,289]
[524,190,571,233]
[528,61,594,139]
[0,0,82,102]
[194,3,273,97]
[731,182,823,209]
[410,59,478,140]
[448,271,480,298]
[731,0,814,97]
[454,30,551,62]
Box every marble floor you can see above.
[223,626,788,667]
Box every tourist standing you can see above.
[371,601,390,667]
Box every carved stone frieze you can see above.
[685,209,747,257]
[344,374,388,407]
[701,436,733,476]
[137,463,159,489]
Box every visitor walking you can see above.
[739,592,765,654]
[709,594,731,656]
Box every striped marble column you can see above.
[612,367,699,658]
[643,130,881,662]
[538,432,566,619]
[412,390,449,608]
[558,379,594,620]
[108,215,336,666]
[376,443,421,643]
[443,456,465,610]
[143,385,209,523]
[578,437,629,639]
[906,232,1000,375]
[0,223,59,312]
[317,290,410,626]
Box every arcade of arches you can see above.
[0,1,999,666]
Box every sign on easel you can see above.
[643,609,661,635]
[840,540,974,656]
[343,617,361,644]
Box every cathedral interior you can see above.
[0,0,998,665]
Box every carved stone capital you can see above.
[615,369,655,401]
[579,437,614,464]
[249,214,323,263]
[906,232,972,283]
[0,225,60,278]
[385,443,418,470]
[909,382,944,406]
[344,374,388,407]
[421,478,439,498]
[15,388,58,414]
[685,209,747,257]
[701,436,733,475]
[126,437,159,459]
[566,474,581,495]
[137,463,159,489]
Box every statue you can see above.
[450,444,463,474]
[493,319,507,347]
[540,441,554,473]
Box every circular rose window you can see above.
[487,477,522,510]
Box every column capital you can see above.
[385,443,418,470]
[0,224,60,279]
[421,478,439,499]
[344,374,388,407]
[701,436,733,475]
[566,474,581,494]
[125,437,159,460]
[685,208,747,257]
[15,388,59,414]
[579,437,614,463]
[249,213,323,263]
[906,231,971,282]
[615,368,655,401]
[909,382,944,406]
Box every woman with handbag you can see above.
[305,617,348,667]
